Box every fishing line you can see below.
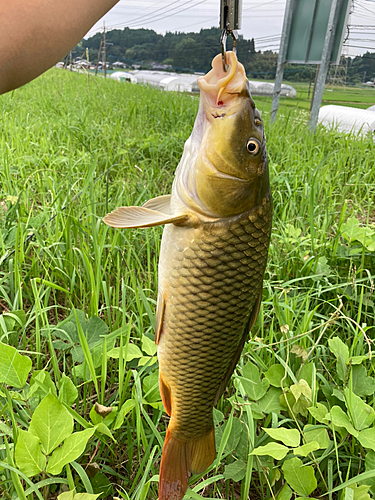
[0,156,129,266]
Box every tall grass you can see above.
[0,69,374,499]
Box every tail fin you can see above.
[159,427,215,500]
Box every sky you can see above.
[85,0,375,58]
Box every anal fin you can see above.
[103,206,188,229]
[191,427,216,474]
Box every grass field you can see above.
[253,80,375,111]
[0,68,374,500]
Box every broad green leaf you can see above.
[299,363,314,388]
[0,342,32,388]
[345,388,375,431]
[293,441,319,457]
[142,335,157,356]
[91,471,114,497]
[240,361,269,401]
[74,495,101,500]
[258,387,283,414]
[341,217,362,241]
[89,405,102,425]
[328,337,349,381]
[352,366,375,398]
[223,460,247,482]
[358,428,375,452]
[57,492,75,500]
[113,399,136,430]
[58,492,101,500]
[303,425,330,449]
[350,356,369,365]
[332,388,345,402]
[96,422,116,441]
[29,393,74,455]
[282,457,317,496]
[215,417,242,454]
[345,484,372,500]
[27,370,57,399]
[264,365,285,387]
[138,355,157,367]
[263,427,300,447]
[360,450,375,492]
[47,427,96,475]
[250,442,289,460]
[290,380,311,402]
[58,374,78,406]
[234,421,251,461]
[213,408,224,426]
[308,403,329,424]
[249,401,266,420]
[0,421,13,437]
[107,343,142,361]
[143,370,160,403]
[330,406,359,437]
[15,429,46,477]
[277,483,292,500]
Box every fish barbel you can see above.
[103,51,272,500]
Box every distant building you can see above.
[113,62,127,69]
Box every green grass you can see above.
[254,80,375,111]
[0,69,374,500]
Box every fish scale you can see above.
[158,195,272,442]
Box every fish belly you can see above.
[157,195,272,442]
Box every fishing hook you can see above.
[220,0,242,72]
[221,28,237,72]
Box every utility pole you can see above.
[95,39,103,76]
[271,0,296,123]
[309,0,343,132]
[103,23,107,78]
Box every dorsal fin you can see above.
[103,206,188,229]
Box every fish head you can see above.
[194,52,269,218]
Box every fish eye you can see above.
[246,138,261,155]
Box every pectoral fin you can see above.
[103,206,188,228]
[143,194,171,214]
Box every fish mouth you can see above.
[197,52,252,118]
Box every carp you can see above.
[103,51,272,500]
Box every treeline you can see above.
[75,27,375,84]
[79,27,254,73]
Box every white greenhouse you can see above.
[247,81,296,97]
[367,104,375,112]
[132,71,199,92]
[110,72,137,83]
[318,105,375,135]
